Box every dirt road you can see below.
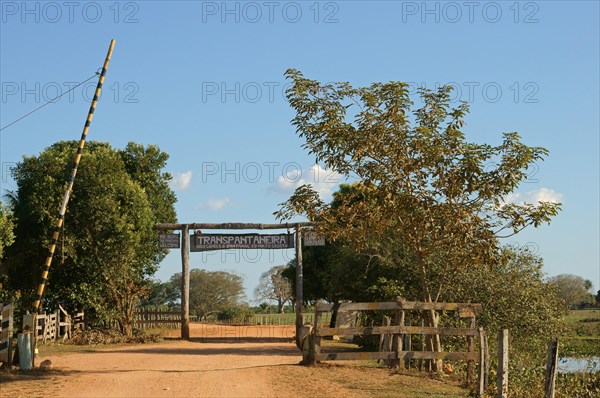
[44,341,302,397]
[1,325,469,398]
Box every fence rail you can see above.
[304,300,486,397]
[134,309,189,329]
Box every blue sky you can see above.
[1,0,598,300]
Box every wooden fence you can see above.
[0,302,14,367]
[304,300,487,395]
[35,305,84,343]
[217,313,331,326]
[133,309,326,328]
[134,308,195,329]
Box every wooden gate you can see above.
[304,300,487,394]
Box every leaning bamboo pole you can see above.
[33,39,116,314]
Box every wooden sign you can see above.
[159,233,180,249]
[304,231,325,246]
[190,233,294,252]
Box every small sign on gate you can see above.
[159,233,180,249]
[303,231,325,246]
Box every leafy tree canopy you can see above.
[276,70,561,305]
[4,140,177,333]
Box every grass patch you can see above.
[562,309,600,357]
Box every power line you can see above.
[0,71,100,133]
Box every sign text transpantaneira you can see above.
[190,233,295,252]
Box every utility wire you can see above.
[0,71,100,133]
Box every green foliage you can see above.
[0,203,14,260]
[0,203,16,302]
[444,245,566,344]
[3,141,177,334]
[140,279,179,308]
[276,70,561,308]
[169,269,246,319]
[556,371,600,398]
[218,306,254,323]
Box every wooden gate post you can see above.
[497,329,509,398]
[467,315,476,384]
[544,338,559,398]
[181,224,190,340]
[294,226,303,349]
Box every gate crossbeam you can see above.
[155,222,315,231]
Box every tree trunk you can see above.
[277,299,285,314]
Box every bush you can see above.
[67,328,162,345]
[217,306,253,324]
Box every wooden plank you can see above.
[478,328,486,397]
[316,351,479,362]
[379,316,391,353]
[135,320,181,324]
[316,302,482,313]
[391,310,404,368]
[155,222,315,231]
[295,226,304,349]
[181,224,190,340]
[318,351,396,361]
[134,311,181,316]
[544,338,559,398]
[318,325,478,337]
[404,333,412,369]
[397,351,479,361]
[309,302,322,364]
[467,316,476,384]
[497,329,509,398]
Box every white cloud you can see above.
[206,197,231,211]
[504,188,564,205]
[268,164,343,201]
[169,171,192,191]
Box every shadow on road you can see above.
[96,342,300,357]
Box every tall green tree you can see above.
[5,141,177,335]
[170,269,246,319]
[275,70,561,366]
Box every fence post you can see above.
[467,315,476,384]
[391,309,404,369]
[497,329,509,398]
[181,224,190,340]
[477,327,487,397]
[308,303,322,365]
[544,338,559,398]
[404,333,412,369]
